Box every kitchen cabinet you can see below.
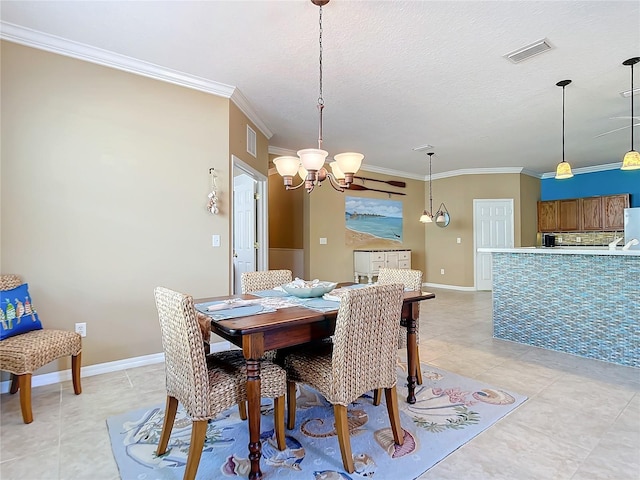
[559,199,580,231]
[538,194,630,233]
[603,194,630,230]
[581,197,603,230]
[537,201,559,232]
[354,249,411,283]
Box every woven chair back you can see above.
[241,269,292,294]
[154,287,212,419]
[377,268,423,291]
[0,274,22,291]
[331,284,404,405]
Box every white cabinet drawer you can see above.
[371,261,385,272]
[354,249,412,283]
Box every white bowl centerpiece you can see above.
[282,278,337,298]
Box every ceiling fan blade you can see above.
[594,122,640,138]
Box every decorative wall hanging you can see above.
[345,196,403,247]
[354,176,406,188]
[207,168,219,214]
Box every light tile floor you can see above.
[1,288,638,479]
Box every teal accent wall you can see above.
[541,168,640,206]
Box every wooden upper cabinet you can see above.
[538,194,630,233]
[602,194,630,230]
[537,201,558,232]
[558,199,580,231]
[581,197,603,231]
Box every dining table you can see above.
[197,284,435,480]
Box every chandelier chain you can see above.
[316,4,324,150]
[318,5,324,106]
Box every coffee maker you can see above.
[543,234,556,247]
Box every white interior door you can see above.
[233,174,256,294]
[474,199,514,291]
[231,156,267,294]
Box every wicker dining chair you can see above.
[377,268,424,386]
[154,286,287,480]
[0,274,82,424]
[284,284,406,474]
[240,269,293,294]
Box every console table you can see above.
[354,249,411,283]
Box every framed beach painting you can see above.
[345,196,403,247]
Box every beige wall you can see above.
[1,42,235,371]
[424,173,540,287]
[306,173,426,283]
[268,156,304,250]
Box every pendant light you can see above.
[621,57,640,170]
[419,152,434,223]
[555,79,573,179]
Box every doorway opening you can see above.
[231,155,267,294]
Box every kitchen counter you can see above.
[478,247,640,256]
[483,248,639,367]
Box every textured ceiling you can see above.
[1,1,639,177]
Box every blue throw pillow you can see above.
[0,283,43,340]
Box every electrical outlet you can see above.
[440,269,445,275]
[212,234,220,247]
[576,237,581,243]
[456,237,461,244]
[75,322,86,337]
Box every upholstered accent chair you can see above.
[153,286,287,480]
[0,274,82,424]
[377,267,424,386]
[284,284,406,473]
[240,269,292,294]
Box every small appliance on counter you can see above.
[624,207,640,250]
[543,234,556,247]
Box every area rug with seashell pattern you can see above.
[106,363,526,479]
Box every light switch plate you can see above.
[319,237,327,245]
[212,234,220,247]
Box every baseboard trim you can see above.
[0,341,232,394]
[423,282,478,292]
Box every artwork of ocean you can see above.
[345,196,403,241]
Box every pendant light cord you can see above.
[631,61,635,150]
[562,84,566,162]
[428,153,433,214]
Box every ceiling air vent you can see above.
[504,38,553,64]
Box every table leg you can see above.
[406,302,420,404]
[246,357,262,480]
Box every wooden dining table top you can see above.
[198,288,435,340]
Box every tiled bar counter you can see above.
[478,248,640,367]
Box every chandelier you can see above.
[273,0,364,193]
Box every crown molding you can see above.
[0,21,272,139]
[359,163,425,181]
[431,166,540,180]
[268,146,297,156]
[540,162,623,179]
